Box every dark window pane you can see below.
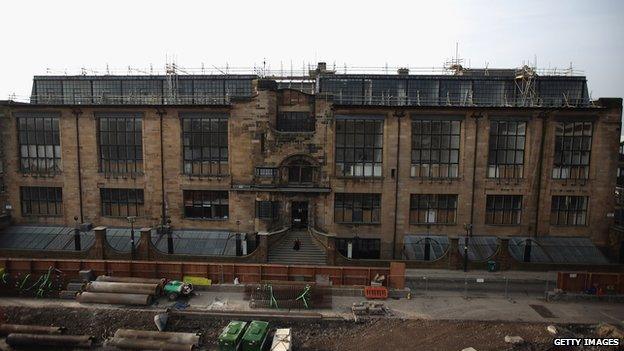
[335,117,383,178]
[334,193,381,224]
[183,190,229,220]
[100,188,144,217]
[181,113,228,176]
[485,195,522,225]
[97,113,143,174]
[16,113,61,174]
[411,119,460,178]
[550,195,588,226]
[487,120,526,179]
[20,186,63,216]
[552,122,592,179]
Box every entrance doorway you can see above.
[291,201,308,228]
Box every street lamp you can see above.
[127,216,136,260]
[73,216,81,251]
[463,223,472,272]
[166,218,174,254]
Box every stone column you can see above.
[448,236,461,270]
[326,236,336,266]
[92,226,107,260]
[138,227,152,261]
[496,237,512,270]
[257,233,269,263]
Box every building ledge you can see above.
[231,185,331,193]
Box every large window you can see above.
[335,117,383,178]
[20,186,62,216]
[409,194,457,224]
[551,196,588,226]
[97,113,143,174]
[16,112,61,174]
[411,119,460,178]
[334,193,381,224]
[486,195,522,225]
[100,188,144,217]
[487,120,526,178]
[552,121,592,179]
[256,201,280,220]
[277,112,315,132]
[336,238,381,259]
[287,159,315,184]
[182,113,228,176]
[183,190,229,220]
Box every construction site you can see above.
[0,59,622,350]
[0,255,622,350]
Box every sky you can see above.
[1,0,623,102]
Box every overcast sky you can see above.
[1,0,623,102]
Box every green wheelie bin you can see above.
[218,320,248,351]
[241,320,270,351]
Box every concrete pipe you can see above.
[114,329,200,346]
[76,292,153,306]
[6,333,93,348]
[97,275,166,286]
[104,337,195,351]
[0,324,65,336]
[87,281,160,296]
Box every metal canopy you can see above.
[151,230,237,256]
[458,236,499,261]
[104,228,143,252]
[403,235,449,261]
[0,226,94,252]
[509,237,608,264]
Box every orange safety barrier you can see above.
[364,286,388,300]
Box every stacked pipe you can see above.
[0,323,93,349]
[75,275,165,306]
[104,329,200,350]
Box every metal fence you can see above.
[406,274,555,299]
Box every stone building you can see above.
[0,63,621,264]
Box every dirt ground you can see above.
[0,305,618,351]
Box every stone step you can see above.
[267,229,327,266]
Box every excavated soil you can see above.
[0,305,618,351]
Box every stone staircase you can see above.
[268,229,327,266]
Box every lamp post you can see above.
[73,216,81,251]
[127,216,136,260]
[166,218,174,254]
[463,223,472,272]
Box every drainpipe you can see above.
[392,110,404,259]
[533,113,548,237]
[72,109,84,223]
[469,113,482,229]
[156,108,167,228]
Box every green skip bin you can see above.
[241,320,270,351]
[218,320,248,351]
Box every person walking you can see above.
[293,238,301,251]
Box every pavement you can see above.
[1,287,622,326]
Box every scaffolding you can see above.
[15,61,589,108]
[514,65,539,107]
